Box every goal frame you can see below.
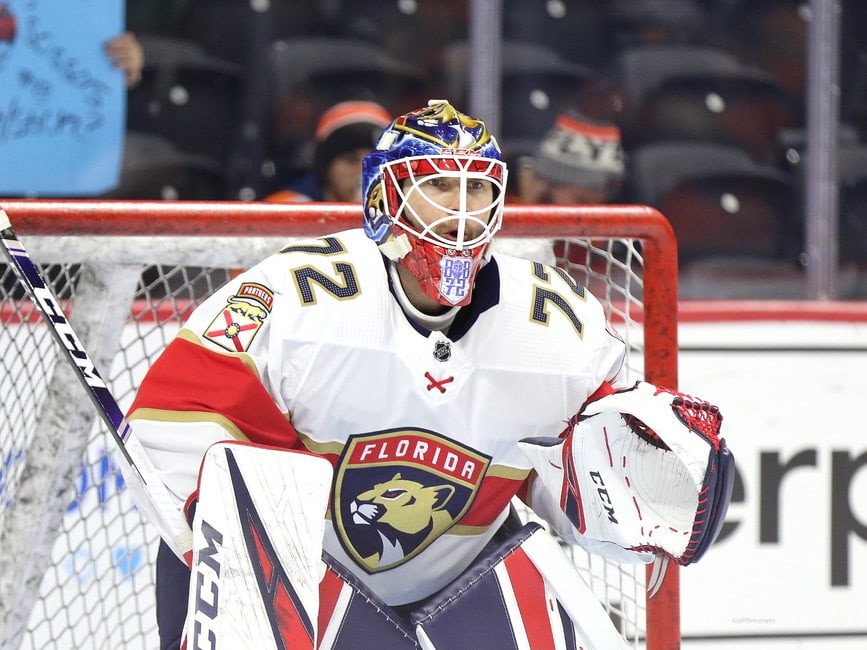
[0,199,680,648]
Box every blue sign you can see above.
[0,0,124,195]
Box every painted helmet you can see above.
[362,100,508,307]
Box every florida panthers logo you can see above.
[333,429,490,573]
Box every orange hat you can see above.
[314,101,392,141]
[313,101,392,182]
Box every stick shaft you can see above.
[0,208,192,559]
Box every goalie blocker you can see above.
[520,381,734,565]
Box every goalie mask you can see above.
[362,100,508,307]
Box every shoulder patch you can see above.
[203,282,273,352]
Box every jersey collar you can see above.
[383,254,501,341]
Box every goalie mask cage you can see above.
[0,201,679,650]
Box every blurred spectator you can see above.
[266,100,391,203]
[521,111,625,204]
[105,31,145,87]
[494,111,625,265]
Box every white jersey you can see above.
[129,228,626,605]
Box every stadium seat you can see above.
[97,133,228,200]
[332,0,467,69]
[127,36,243,166]
[627,141,801,264]
[177,0,327,65]
[775,125,862,170]
[840,179,867,267]
[709,0,809,103]
[613,43,801,162]
[835,145,867,266]
[264,36,423,191]
[502,0,610,69]
[443,40,601,158]
[605,0,710,50]
[776,131,867,267]
[269,36,422,106]
[173,2,303,199]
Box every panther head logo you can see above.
[350,473,456,569]
[334,430,490,573]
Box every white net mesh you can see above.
[0,204,677,650]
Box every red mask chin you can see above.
[397,235,488,307]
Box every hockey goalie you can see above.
[125,101,734,649]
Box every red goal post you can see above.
[0,200,679,649]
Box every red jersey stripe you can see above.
[128,337,301,448]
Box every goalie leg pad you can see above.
[317,552,418,649]
[184,442,333,650]
[410,522,626,650]
[156,539,192,650]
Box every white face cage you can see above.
[381,155,508,252]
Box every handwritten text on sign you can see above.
[0,0,123,195]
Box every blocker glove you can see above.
[519,381,734,565]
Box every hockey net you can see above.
[0,200,679,650]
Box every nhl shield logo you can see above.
[433,340,451,362]
[333,429,490,573]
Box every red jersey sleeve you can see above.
[128,337,301,448]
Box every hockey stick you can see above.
[0,208,193,561]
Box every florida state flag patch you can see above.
[332,429,490,573]
[203,282,273,353]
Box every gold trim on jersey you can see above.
[484,464,532,481]
[296,431,346,456]
[126,407,251,442]
[177,328,261,380]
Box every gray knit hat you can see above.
[533,112,625,193]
